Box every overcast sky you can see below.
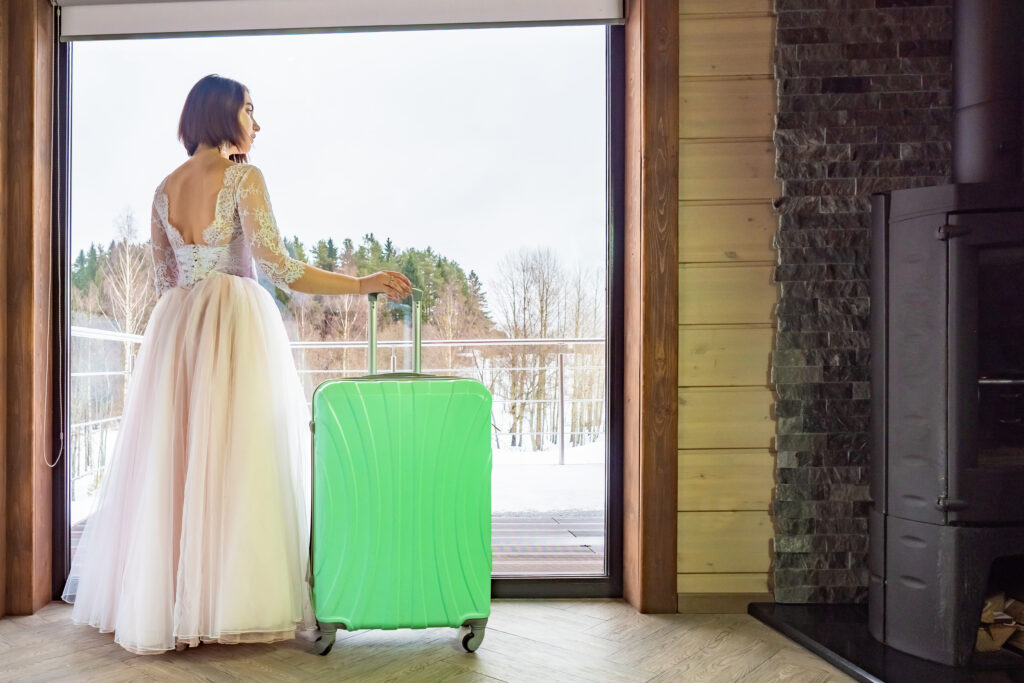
[70,25,607,298]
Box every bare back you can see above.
[162,158,236,245]
[150,159,310,297]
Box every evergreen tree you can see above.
[340,238,356,272]
[313,239,337,272]
[284,235,309,263]
[72,249,89,291]
[86,244,101,286]
[357,233,384,272]
[468,270,489,316]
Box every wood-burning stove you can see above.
[869,0,1024,667]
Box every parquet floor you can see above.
[0,599,853,682]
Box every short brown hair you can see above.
[177,74,250,163]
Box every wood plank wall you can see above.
[676,0,779,613]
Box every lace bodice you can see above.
[150,163,309,297]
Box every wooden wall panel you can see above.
[679,0,772,15]
[676,0,777,613]
[679,140,778,201]
[677,511,773,573]
[679,77,776,140]
[679,201,776,263]
[676,572,770,594]
[679,325,772,386]
[678,15,774,77]
[678,387,773,450]
[678,264,775,326]
[678,450,774,511]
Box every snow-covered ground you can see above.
[70,430,607,525]
[491,439,605,515]
[71,479,98,526]
[70,426,121,525]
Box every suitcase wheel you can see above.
[314,634,335,656]
[458,621,487,652]
[313,622,340,656]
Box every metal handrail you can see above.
[71,326,144,343]
[291,337,604,349]
[71,371,131,378]
[69,327,608,466]
[294,365,608,374]
[70,326,604,349]
[69,416,122,429]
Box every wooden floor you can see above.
[0,600,852,682]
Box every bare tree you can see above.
[493,247,566,450]
[564,265,605,445]
[103,208,155,401]
[433,282,473,370]
[334,255,364,372]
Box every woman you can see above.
[61,74,412,655]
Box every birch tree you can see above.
[102,208,154,400]
[493,247,566,449]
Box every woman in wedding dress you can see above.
[61,74,412,655]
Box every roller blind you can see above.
[54,0,625,41]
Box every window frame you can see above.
[52,24,626,600]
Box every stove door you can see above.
[947,211,1024,523]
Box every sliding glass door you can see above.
[55,22,623,598]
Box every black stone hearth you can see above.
[750,603,1024,683]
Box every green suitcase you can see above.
[308,291,492,655]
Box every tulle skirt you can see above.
[62,271,317,655]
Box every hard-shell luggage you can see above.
[308,290,492,656]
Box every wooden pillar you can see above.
[623,0,679,613]
[1,0,55,617]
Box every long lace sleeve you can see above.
[151,191,178,297]
[236,165,309,289]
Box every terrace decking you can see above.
[71,511,607,577]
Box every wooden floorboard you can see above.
[0,600,853,682]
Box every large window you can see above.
[62,24,621,592]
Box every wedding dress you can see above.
[62,162,319,655]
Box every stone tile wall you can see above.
[771,0,952,603]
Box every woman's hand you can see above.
[358,270,413,299]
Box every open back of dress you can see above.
[151,162,308,294]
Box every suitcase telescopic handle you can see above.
[367,287,422,374]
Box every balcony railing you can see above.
[68,326,608,575]
[68,325,606,480]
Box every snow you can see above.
[69,426,121,525]
[491,439,606,515]
[70,431,607,525]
